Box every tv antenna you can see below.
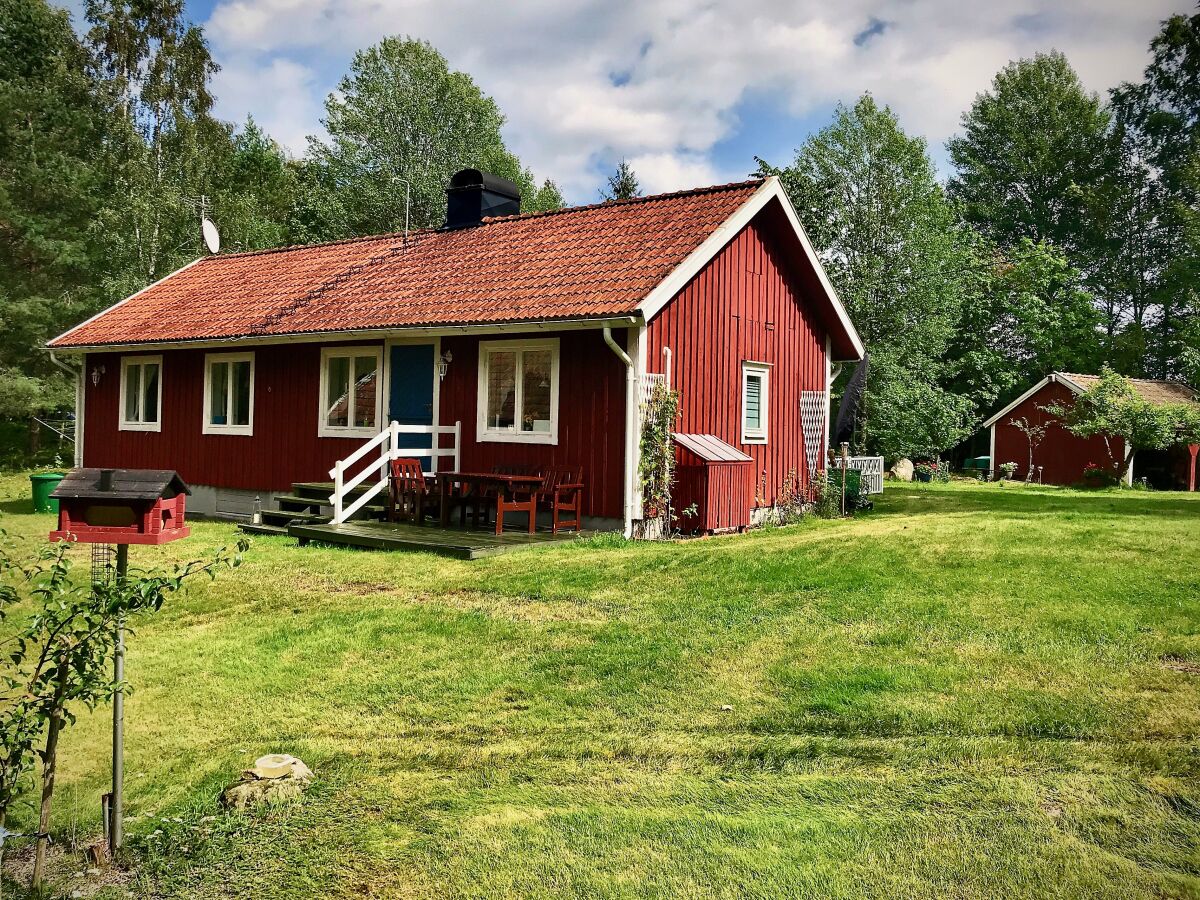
[187,195,221,254]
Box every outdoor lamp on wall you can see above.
[91,365,105,386]
[438,351,453,381]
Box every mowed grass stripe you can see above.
[0,476,1197,898]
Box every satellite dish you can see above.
[201,217,221,254]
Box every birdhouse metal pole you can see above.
[110,543,128,856]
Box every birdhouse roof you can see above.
[50,468,190,501]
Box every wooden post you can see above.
[332,461,344,524]
[839,442,849,516]
[1189,443,1198,492]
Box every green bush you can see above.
[826,468,871,513]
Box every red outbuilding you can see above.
[46,170,864,537]
[985,372,1199,489]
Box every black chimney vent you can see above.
[445,168,521,229]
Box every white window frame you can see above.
[118,355,163,432]
[202,351,255,436]
[741,361,770,445]
[476,338,560,445]
[318,346,385,438]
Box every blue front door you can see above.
[389,344,435,471]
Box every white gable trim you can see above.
[636,176,865,361]
[47,257,205,349]
[982,373,1085,429]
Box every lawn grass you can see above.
[1,475,1198,898]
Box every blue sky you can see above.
[63,0,1186,204]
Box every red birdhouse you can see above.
[49,468,191,545]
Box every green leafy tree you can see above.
[1044,367,1180,480]
[762,94,975,459]
[1110,11,1200,377]
[947,52,1111,259]
[951,238,1102,410]
[85,0,234,297]
[601,160,641,201]
[0,538,245,890]
[302,37,561,238]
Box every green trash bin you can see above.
[30,472,66,514]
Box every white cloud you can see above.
[212,57,322,155]
[202,0,1181,201]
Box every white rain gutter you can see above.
[48,351,84,466]
[603,325,637,537]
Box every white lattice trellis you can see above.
[800,390,828,480]
[639,373,667,429]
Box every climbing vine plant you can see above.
[639,380,680,526]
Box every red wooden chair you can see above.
[489,464,541,534]
[537,467,584,533]
[387,458,436,524]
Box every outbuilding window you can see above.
[119,355,162,432]
[477,338,560,444]
[319,347,382,437]
[203,352,254,436]
[741,361,770,444]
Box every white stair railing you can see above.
[329,421,461,524]
[843,456,884,494]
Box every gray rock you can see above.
[890,458,914,482]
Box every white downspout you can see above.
[49,351,84,467]
[603,325,637,537]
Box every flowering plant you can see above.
[1082,462,1118,487]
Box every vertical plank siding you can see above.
[82,342,387,492]
[992,382,1113,484]
[648,216,828,507]
[436,329,627,519]
[82,329,628,518]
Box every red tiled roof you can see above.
[1059,373,1198,406]
[51,180,764,348]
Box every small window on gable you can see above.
[119,356,162,432]
[742,362,770,444]
[477,338,560,444]
[319,347,382,437]
[203,352,254,436]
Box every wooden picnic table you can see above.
[436,471,543,534]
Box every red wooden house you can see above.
[47,170,863,535]
[985,372,1199,489]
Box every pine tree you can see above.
[0,0,105,413]
[601,160,641,201]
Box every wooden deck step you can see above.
[239,523,290,537]
[291,481,375,501]
[275,494,329,511]
[261,509,327,526]
[288,520,583,560]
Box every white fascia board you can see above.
[981,373,1084,429]
[46,257,205,349]
[45,316,642,355]
[636,176,865,362]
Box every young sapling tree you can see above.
[0,538,246,892]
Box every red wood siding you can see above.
[83,330,628,518]
[992,382,1113,484]
[436,329,627,519]
[82,342,387,492]
[647,215,827,507]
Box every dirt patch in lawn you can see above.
[1160,655,1200,675]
